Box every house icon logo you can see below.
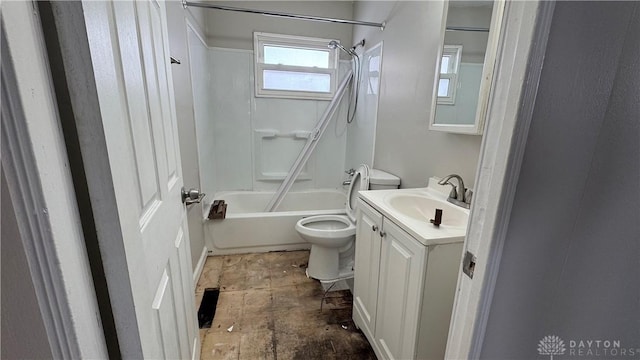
[538,335,566,359]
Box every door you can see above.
[353,199,383,339]
[375,219,426,360]
[83,1,198,359]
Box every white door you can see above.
[375,219,426,360]
[83,1,198,359]
[353,199,383,338]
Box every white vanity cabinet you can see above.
[353,198,463,360]
[353,198,383,339]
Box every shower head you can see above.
[349,39,365,53]
[328,40,355,56]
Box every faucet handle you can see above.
[464,189,473,204]
[448,187,458,199]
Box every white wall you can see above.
[480,2,640,357]
[204,1,354,53]
[352,1,483,189]
[166,1,208,270]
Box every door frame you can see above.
[444,1,556,358]
[38,0,199,358]
[1,1,109,358]
[5,1,200,358]
[3,0,558,358]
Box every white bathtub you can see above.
[204,189,346,254]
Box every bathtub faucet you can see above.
[343,168,356,186]
[438,174,472,209]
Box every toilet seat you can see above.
[296,164,370,237]
[345,165,370,222]
[295,215,356,247]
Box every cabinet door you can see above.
[353,199,383,339]
[376,219,427,360]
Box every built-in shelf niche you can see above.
[253,129,314,181]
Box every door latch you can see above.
[462,251,476,279]
[181,187,205,206]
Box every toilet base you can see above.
[307,242,355,281]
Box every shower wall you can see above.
[345,41,383,171]
[187,1,381,206]
[210,47,351,193]
[189,40,353,204]
[186,25,214,206]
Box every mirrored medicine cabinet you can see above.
[429,0,505,135]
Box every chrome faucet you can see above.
[438,174,473,209]
[343,168,356,186]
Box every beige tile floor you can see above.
[195,250,376,360]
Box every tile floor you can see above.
[195,250,376,360]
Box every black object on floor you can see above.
[198,288,220,328]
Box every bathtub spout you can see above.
[342,180,352,186]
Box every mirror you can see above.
[429,0,505,135]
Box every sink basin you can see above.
[384,194,468,227]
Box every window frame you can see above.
[254,32,339,100]
[437,45,462,105]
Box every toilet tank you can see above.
[369,169,400,190]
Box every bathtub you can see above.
[204,189,346,255]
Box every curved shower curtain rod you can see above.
[182,1,386,30]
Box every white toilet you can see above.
[295,165,400,281]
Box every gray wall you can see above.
[352,1,483,189]
[166,2,207,271]
[204,1,354,54]
[1,168,54,360]
[481,2,640,358]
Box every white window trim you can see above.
[254,32,339,100]
[438,45,462,105]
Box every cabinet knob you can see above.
[379,231,386,238]
[372,225,379,232]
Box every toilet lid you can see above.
[346,164,370,222]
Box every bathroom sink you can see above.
[384,194,468,227]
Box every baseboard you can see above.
[192,333,201,360]
[193,246,208,288]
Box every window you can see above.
[437,45,462,105]
[254,32,338,100]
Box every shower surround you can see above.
[187,27,382,253]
